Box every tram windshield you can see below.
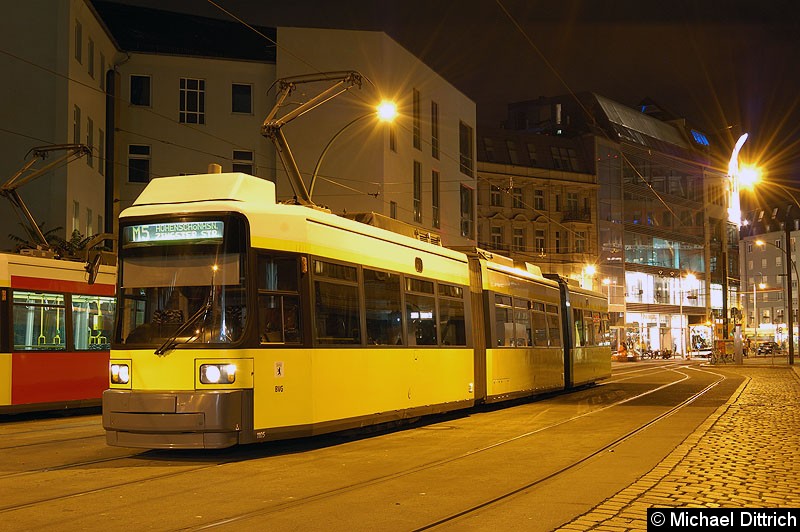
[116,216,247,349]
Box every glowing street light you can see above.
[309,100,398,196]
[755,238,796,365]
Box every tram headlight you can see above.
[200,363,236,384]
[110,363,130,384]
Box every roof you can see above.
[91,1,276,62]
[595,94,690,150]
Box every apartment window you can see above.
[98,131,104,176]
[535,229,546,253]
[566,192,578,214]
[232,83,252,114]
[512,187,523,209]
[180,78,205,124]
[73,201,80,234]
[389,125,397,153]
[555,231,561,253]
[459,122,474,177]
[551,147,578,171]
[432,170,440,229]
[413,161,422,223]
[86,117,93,168]
[412,89,421,150]
[86,208,93,236]
[507,140,519,165]
[527,142,537,165]
[431,101,440,159]
[87,38,95,78]
[484,138,495,162]
[747,242,753,253]
[490,185,502,207]
[130,75,151,106]
[460,185,474,239]
[390,201,397,219]
[491,226,503,247]
[128,145,151,183]
[73,106,81,144]
[534,189,545,210]
[100,54,106,90]
[74,21,82,63]
[576,231,586,253]
[513,228,525,251]
[777,256,783,268]
[233,150,254,174]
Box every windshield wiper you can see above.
[154,301,212,356]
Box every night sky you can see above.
[114,0,800,198]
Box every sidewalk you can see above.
[557,359,800,531]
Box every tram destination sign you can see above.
[123,221,224,245]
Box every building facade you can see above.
[476,127,598,284]
[275,27,477,248]
[740,209,800,348]
[0,0,118,249]
[488,94,738,356]
[2,2,476,252]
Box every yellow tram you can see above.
[103,172,610,449]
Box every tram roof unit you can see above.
[0,251,116,291]
[122,172,471,282]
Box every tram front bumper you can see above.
[102,389,252,449]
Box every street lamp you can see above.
[581,265,597,290]
[756,238,797,365]
[753,276,765,344]
[679,272,696,358]
[309,100,398,197]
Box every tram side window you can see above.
[314,260,360,345]
[406,277,437,346]
[582,310,596,346]
[590,311,603,346]
[514,298,532,347]
[600,313,611,346]
[573,308,587,347]
[258,255,302,345]
[364,269,403,345]
[438,283,466,346]
[494,294,514,346]
[258,255,298,292]
[12,291,66,350]
[259,294,301,344]
[73,295,116,350]
[546,304,562,346]
[532,302,548,346]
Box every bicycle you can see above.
[710,348,734,364]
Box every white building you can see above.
[0,0,118,249]
[275,27,477,248]
[1,3,477,251]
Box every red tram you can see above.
[0,252,116,413]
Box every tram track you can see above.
[0,363,729,528]
[177,364,726,530]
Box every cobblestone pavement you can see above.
[556,362,800,531]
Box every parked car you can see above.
[757,341,780,355]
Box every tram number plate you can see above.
[275,385,284,393]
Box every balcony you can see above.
[561,208,592,223]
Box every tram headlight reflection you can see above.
[200,363,236,384]
[110,363,130,384]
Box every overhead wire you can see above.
[494,0,725,239]
[204,0,591,244]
